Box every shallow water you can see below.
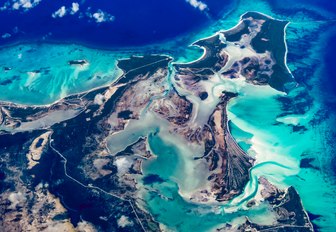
[141,130,277,231]
[1,0,336,231]
[0,44,126,105]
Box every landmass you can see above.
[0,12,312,231]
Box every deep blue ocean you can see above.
[1,0,334,91]
[0,0,235,47]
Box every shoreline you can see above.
[0,7,334,230]
[0,10,289,107]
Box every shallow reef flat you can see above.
[0,12,315,232]
[0,44,128,105]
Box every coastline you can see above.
[0,1,336,230]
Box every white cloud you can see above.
[117,215,133,228]
[94,93,105,105]
[70,2,79,15]
[92,11,105,23]
[8,192,26,209]
[88,9,114,23]
[185,0,208,11]
[2,33,11,39]
[51,3,80,19]
[76,220,97,232]
[0,2,10,11]
[114,157,131,173]
[12,0,41,10]
[52,6,66,18]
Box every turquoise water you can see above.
[0,44,127,105]
[228,121,253,153]
[145,133,180,179]
[141,131,277,231]
[1,0,336,231]
[227,85,336,231]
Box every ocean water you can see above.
[1,0,336,231]
[0,43,127,104]
[0,0,235,48]
[141,130,277,232]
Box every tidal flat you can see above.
[0,1,336,231]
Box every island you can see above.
[0,12,313,231]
